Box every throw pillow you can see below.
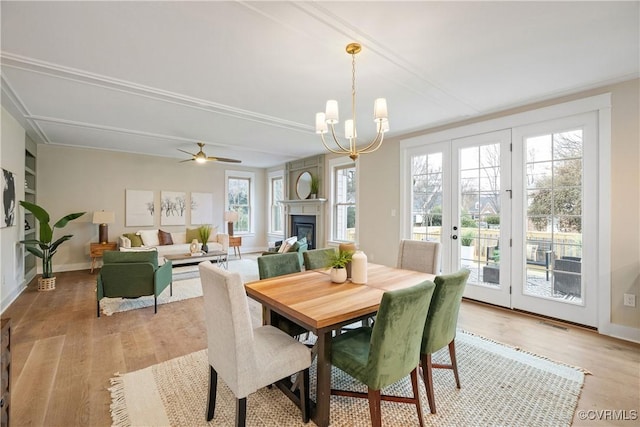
[123,233,143,247]
[138,229,160,247]
[288,241,300,252]
[158,229,173,246]
[278,236,299,253]
[186,227,200,243]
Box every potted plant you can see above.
[309,174,320,199]
[460,231,475,266]
[19,201,85,291]
[326,249,353,283]
[199,225,212,253]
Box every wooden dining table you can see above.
[244,263,435,427]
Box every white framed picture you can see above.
[125,189,155,226]
[190,192,213,225]
[160,191,186,226]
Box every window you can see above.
[268,171,284,234]
[331,161,356,242]
[226,171,255,234]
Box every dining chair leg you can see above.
[410,367,425,427]
[236,397,247,427]
[206,366,218,421]
[421,353,437,414]
[300,368,310,423]
[170,281,173,296]
[449,340,461,389]
[367,388,382,427]
[154,295,158,313]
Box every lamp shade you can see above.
[224,211,239,222]
[92,211,115,224]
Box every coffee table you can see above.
[164,250,228,269]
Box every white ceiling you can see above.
[2,1,638,168]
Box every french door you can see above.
[407,130,511,307]
[405,114,598,326]
[511,113,597,326]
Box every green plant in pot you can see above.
[326,249,353,283]
[19,201,85,291]
[310,174,320,199]
[199,225,212,253]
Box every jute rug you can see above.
[99,259,260,316]
[109,331,587,426]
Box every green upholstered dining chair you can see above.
[419,268,470,414]
[96,250,173,317]
[257,252,308,337]
[331,281,436,427]
[199,261,311,426]
[302,248,336,270]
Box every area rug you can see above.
[109,330,587,426]
[99,259,260,316]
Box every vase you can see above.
[201,243,209,253]
[351,251,368,284]
[190,239,200,254]
[330,267,347,284]
[38,276,56,291]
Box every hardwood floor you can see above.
[3,264,639,426]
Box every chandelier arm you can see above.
[320,132,349,155]
[328,123,353,153]
[358,131,385,154]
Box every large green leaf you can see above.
[19,201,50,223]
[50,235,73,253]
[54,212,86,229]
[24,246,44,259]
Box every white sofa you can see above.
[119,228,229,258]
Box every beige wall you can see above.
[358,79,639,332]
[35,145,267,272]
[1,107,27,310]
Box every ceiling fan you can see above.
[178,142,241,164]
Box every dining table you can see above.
[244,262,435,427]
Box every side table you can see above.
[229,236,242,259]
[90,242,118,273]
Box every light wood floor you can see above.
[3,261,639,426]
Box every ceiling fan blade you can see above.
[179,158,195,163]
[207,156,242,163]
[177,148,196,156]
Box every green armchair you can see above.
[96,250,173,317]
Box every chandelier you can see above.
[315,42,389,161]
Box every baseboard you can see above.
[599,322,640,344]
[1,281,27,314]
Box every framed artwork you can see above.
[190,192,213,225]
[160,191,186,226]
[125,189,155,227]
[1,168,16,228]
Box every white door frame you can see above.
[400,93,613,334]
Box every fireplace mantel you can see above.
[280,199,327,248]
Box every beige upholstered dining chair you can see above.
[397,239,442,274]
[198,261,312,426]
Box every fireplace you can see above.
[280,198,326,250]
[291,215,316,250]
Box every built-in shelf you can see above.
[24,140,37,284]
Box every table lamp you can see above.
[224,211,239,236]
[93,211,115,244]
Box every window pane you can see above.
[228,177,251,233]
[333,163,356,241]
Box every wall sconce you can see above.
[93,211,115,244]
[224,211,239,236]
